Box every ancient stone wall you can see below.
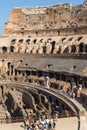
[3,2,87,37]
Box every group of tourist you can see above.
[23,115,56,130]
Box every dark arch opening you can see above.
[19,39,23,44]
[33,39,37,44]
[8,62,11,69]
[2,47,7,53]
[63,47,69,54]
[71,45,76,53]
[57,46,61,54]
[11,39,16,45]
[7,62,11,76]
[85,45,87,52]
[10,46,14,53]
[43,46,46,54]
[79,42,84,53]
[51,41,55,54]
[26,39,30,45]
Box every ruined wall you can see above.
[3,2,87,37]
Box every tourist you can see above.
[53,120,56,128]
[48,121,52,130]
[26,124,31,130]
[72,92,75,98]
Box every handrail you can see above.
[0,111,78,124]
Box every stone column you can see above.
[76,46,79,55]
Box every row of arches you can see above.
[2,46,14,53]
[1,42,87,54]
[9,36,83,46]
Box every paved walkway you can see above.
[80,115,87,130]
[0,116,87,130]
[0,122,24,130]
[0,117,78,130]
[55,117,78,130]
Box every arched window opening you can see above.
[33,39,37,44]
[26,71,30,76]
[43,46,46,54]
[11,39,16,45]
[74,29,77,34]
[19,39,23,44]
[78,36,82,41]
[8,62,11,76]
[69,37,73,41]
[63,47,69,54]
[2,47,7,53]
[57,46,61,54]
[71,45,76,53]
[79,43,84,53]
[21,32,24,36]
[22,73,25,76]
[62,38,66,43]
[85,45,87,52]
[8,62,11,69]
[10,46,14,53]
[36,49,38,54]
[58,30,60,36]
[11,65,13,75]
[35,32,38,36]
[30,50,32,54]
[18,70,21,75]
[26,39,30,45]
[40,39,43,43]
[51,41,55,54]
[15,69,17,76]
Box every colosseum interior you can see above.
[0,0,87,129]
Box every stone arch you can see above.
[85,45,87,52]
[8,62,11,69]
[63,47,69,54]
[26,39,30,45]
[30,50,32,54]
[71,45,76,53]
[7,62,11,76]
[43,46,46,54]
[33,39,37,44]
[51,41,55,54]
[36,49,38,54]
[2,46,7,53]
[10,39,16,46]
[10,46,15,53]
[19,39,23,44]
[79,42,84,53]
[57,46,61,54]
